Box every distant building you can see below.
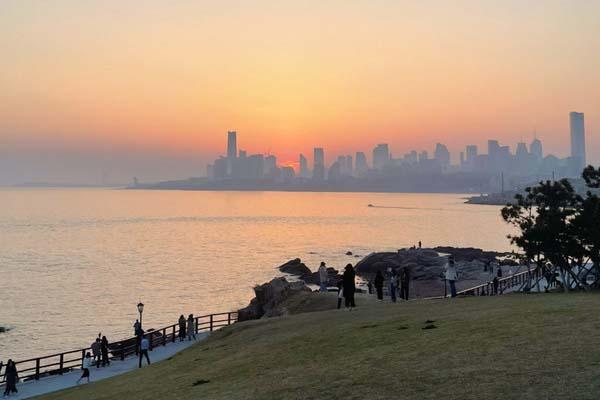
[515,142,528,158]
[280,166,295,181]
[227,131,237,159]
[264,155,277,177]
[434,143,450,169]
[570,112,586,171]
[239,149,247,158]
[530,138,543,160]
[418,151,429,163]
[327,161,342,181]
[355,152,368,177]
[345,155,353,176]
[299,154,309,178]
[373,144,390,170]
[247,155,264,179]
[466,145,478,162]
[313,148,325,180]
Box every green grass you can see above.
[36,292,600,400]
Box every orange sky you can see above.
[0,1,599,183]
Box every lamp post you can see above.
[137,302,145,329]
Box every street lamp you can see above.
[137,302,144,329]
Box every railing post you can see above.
[210,314,214,332]
[59,354,64,375]
[35,358,40,380]
[163,328,167,346]
[228,312,231,325]
[195,317,199,334]
[82,349,86,367]
[172,325,176,343]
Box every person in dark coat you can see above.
[178,315,187,342]
[3,359,18,396]
[101,336,110,367]
[343,264,356,309]
[400,267,410,300]
[374,270,384,301]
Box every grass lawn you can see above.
[35,292,600,400]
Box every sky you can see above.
[1,0,599,184]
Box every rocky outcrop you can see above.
[0,326,9,333]
[278,258,311,276]
[237,277,311,321]
[355,247,513,282]
[278,258,342,287]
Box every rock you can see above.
[355,247,503,282]
[237,277,311,322]
[346,251,353,256]
[278,258,311,276]
[0,326,9,333]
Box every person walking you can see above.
[343,264,356,309]
[497,265,503,278]
[187,314,196,341]
[446,255,458,298]
[91,338,101,368]
[138,333,151,368]
[388,267,397,303]
[336,279,344,309]
[76,353,91,384]
[101,336,110,367]
[3,360,18,396]
[318,262,328,292]
[178,315,186,342]
[374,270,384,301]
[400,267,410,300]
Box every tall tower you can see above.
[299,154,309,178]
[570,112,586,170]
[313,148,325,180]
[227,131,237,158]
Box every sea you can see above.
[0,189,514,361]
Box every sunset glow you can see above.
[1,0,599,183]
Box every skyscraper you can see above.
[465,145,478,162]
[530,138,543,160]
[313,148,325,180]
[345,155,353,176]
[227,131,237,159]
[570,112,586,170]
[299,154,309,178]
[434,143,450,168]
[372,144,389,170]
[355,152,368,177]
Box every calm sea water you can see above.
[0,189,513,360]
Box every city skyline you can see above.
[1,1,599,184]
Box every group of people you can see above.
[76,334,111,384]
[178,314,197,342]
[1,360,18,396]
[370,267,411,302]
[317,262,357,310]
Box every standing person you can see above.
[318,262,328,292]
[374,270,384,301]
[493,276,499,295]
[76,353,91,384]
[497,265,503,278]
[133,319,141,336]
[343,264,356,309]
[3,360,18,396]
[418,241,422,249]
[400,268,410,300]
[138,333,151,368]
[187,314,196,341]
[446,255,458,298]
[336,279,344,309]
[101,336,110,367]
[388,268,397,303]
[178,315,186,342]
[91,338,101,368]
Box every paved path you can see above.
[7,333,208,399]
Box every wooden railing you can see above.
[0,311,237,386]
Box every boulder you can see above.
[278,258,311,276]
[237,277,311,322]
[346,251,353,256]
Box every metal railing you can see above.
[456,270,535,296]
[0,311,237,386]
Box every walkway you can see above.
[7,333,208,399]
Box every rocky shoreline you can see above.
[238,246,518,321]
